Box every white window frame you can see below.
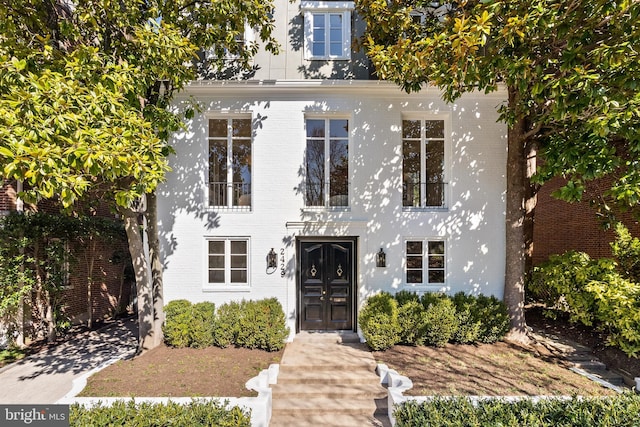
[301,1,353,60]
[303,115,351,210]
[401,113,450,211]
[403,238,448,290]
[206,113,253,211]
[204,237,250,291]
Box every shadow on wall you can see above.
[284,98,504,300]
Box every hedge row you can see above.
[360,291,509,350]
[395,395,640,427]
[70,400,250,427]
[163,298,289,352]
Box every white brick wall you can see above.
[158,81,507,335]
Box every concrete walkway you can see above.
[0,317,137,404]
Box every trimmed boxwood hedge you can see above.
[70,399,250,427]
[360,291,509,350]
[163,298,289,351]
[394,395,640,427]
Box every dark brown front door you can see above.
[298,240,355,331]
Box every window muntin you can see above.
[406,240,446,284]
[402,119,446,208]
[208,118,252,208]
[305,118,349,208]
[207,238,249,285]
[302,2,353,60]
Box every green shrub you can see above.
[360,292,400,350]
[611,222,640,283]
[421,297,458,347]
[420,291,447,309]
[70,399,251,427]
[394,395,640,427]
[451,293,482,344]
[190,302,216,348]
[236,298,289,351]
[474,295,510,343]
[587,274,640,357]
[395,290,420,306]
[214,300,244,348]
[528,251,602,325]
[163,300,194,348]
[397,300,428,346]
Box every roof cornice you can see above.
[181,79,507,98]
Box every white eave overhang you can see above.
[181,79,507,98]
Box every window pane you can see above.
[329,138,348,206]
[403,140,421,207]
[232,119,252,137]
[426,140,444,183]
[330,28,342,44]
[231,255,247,268]
[312,42,325,56]
[402,120,421,139]
[428,241,445,254]
[209,241,224,254]
[407,270,423,283]
[407,241,423,254]
[209,255,224,269]
[307,119,325,138]
[232,140,251,206]
[329,14,342,28]
[428,255,444,269]
[209,140,227,183]
[329,119,348,138]
[209,270,225,283]
[209,119,227,137]
[329,42,342,56]
[428,270,445,283]
[407,255,423,269]
[425,120,444,138]
[306,139,325,206]
[230,270,247,283]
[313,14,325,28]
[230,240,247,254]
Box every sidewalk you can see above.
[0,317,137,404]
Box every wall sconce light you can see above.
[376,248,386,268]
[267,248,277,269]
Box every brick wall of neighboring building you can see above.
[0,180,17,212]
[533,176,640,265]
[0,181,133,327]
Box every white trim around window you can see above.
[403,238,448,291]
[203,237,251,292]
[301,1,354,60]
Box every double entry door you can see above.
[298,240,355,331]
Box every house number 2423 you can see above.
[280,248,286,278]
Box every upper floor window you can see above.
[402,118,446,208]
[208,117,252,209]
[301,1,353,60]
[305,118,349,208]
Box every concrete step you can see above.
[271,383,387,399]
[277,369,379,385]
[573,360,608,371]
[294,331,361,344]
[272,396,388,417]
[269,413,391,427]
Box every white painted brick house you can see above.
[158,0,507,338]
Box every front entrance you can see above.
[298,239,356,331]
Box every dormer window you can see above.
[301,1,354,60]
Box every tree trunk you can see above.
[504,87,530,343]
[146,191,165,348]
[86,238,96,329]
[122,207,155,353]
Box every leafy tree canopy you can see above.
[358,0,640,214]
[0,0,278,208]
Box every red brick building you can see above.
[533,176,640,266]
[0,180,133,334]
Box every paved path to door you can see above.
[0,317,137,404]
